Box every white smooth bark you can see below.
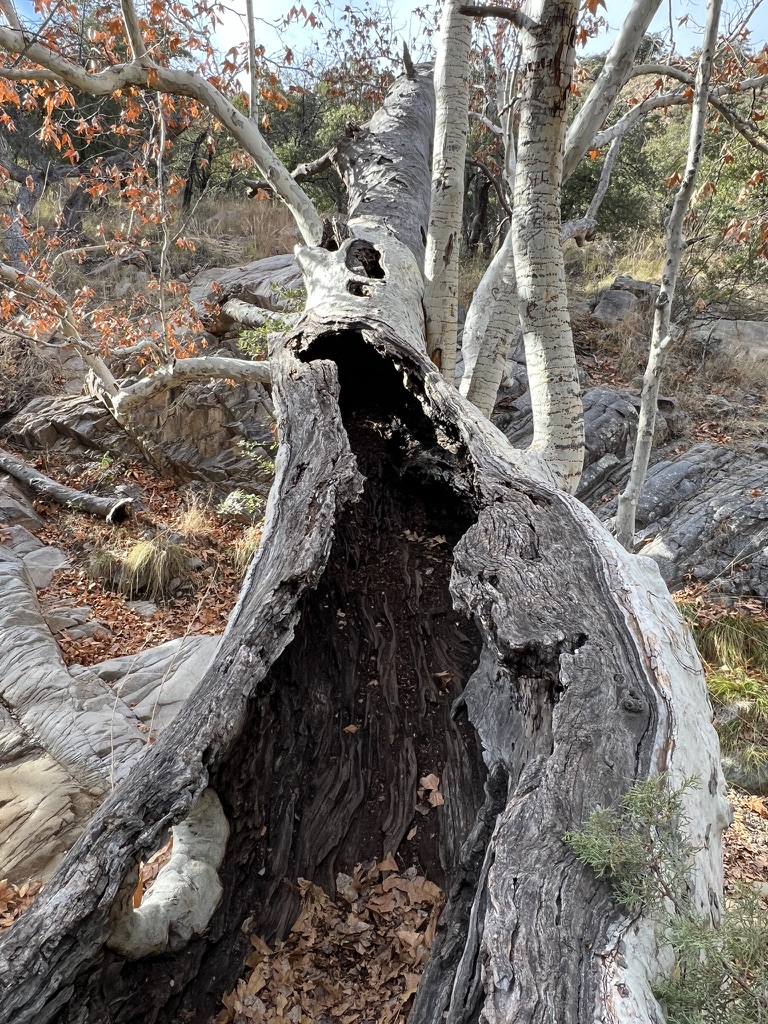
[423,0,473,383]
[563,0,663,180]
[0,24,323,245]
[107,788,229,959]
[460,232,517,417]
[245,0,259,123]
[511,0,583,493]
[615,0,723,550]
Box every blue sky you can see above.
[231,0,768,59]
[7,0,768,62]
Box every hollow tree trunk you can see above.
[0,66,728,1024]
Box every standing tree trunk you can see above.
[510,0,584,493]
[0,42,728,1024]
[423,0,473,382]
[615,0,722,550]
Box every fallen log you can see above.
[0,447,132,523]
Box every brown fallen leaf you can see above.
[746,796,768,818]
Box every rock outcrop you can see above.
[0,476,220,881]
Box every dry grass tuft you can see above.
[231,524,263,577]
[121,537,191,602]
[89,536,191,603]
[172,497,215,542]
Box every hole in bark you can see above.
[347,279,371,296]
[344,240,385,279]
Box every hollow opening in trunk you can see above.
[125,332,490,1024]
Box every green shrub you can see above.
[566,777,768,1023]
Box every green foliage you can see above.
[562,124,661,234]
[564,776,698,914]
[677,605,768,766]
[566,777,768,1023]
[262,88,367,211]
[657,884,768,1024]
[236,439,276,477]
[237,283,306,360]
[216,489,265,522]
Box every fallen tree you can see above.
[0,446,132,522]
[0,2,730,1023]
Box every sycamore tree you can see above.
[0,0,754,1021]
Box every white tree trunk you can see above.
[459,232,518,417]
[460,0,663,430]
[615,0,722,550]
[423,0,473,382]
[511,0,584,493]
[245,0,259,124]
[562,0,663,180]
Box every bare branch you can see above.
[709,93,768,156]
[468,110,502,135]
[112,357,272,418]
[630,62,692,83]
[245,0,259,122]
[118,0,147,61]
[220,298,269,328]
[560,216,597,246]
[591,80,768,159]
[402,40,415,79]
[243,149,336,197]
[0,26,323,245]
[586,134,622,221]
[0,0,21,33]
[458,4,535,31]
[564,0,663,180]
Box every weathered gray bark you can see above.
[0,62,727,1024]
